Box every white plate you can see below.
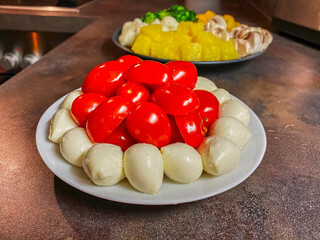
[36,94,266,205]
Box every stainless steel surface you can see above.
[0,30,73,83]
[274,0,320,31]
[0,30,73,62]
[0,52,20,71]
[0,0,93,7]
[0,5,79,12]
[0,0,94,12]
[21,54,39,69]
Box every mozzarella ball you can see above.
[197,136,240,176]
[124,143,163,194]
[82,144,125,186]
[209,116,251,149]
[48,108,78,143]
[212,88,230,104]
[194,76,218,92]
[220,99,250,126]
[161,16,179,31]
[61,89,82,110]
[161,143,203,184]
[60,127,94,167]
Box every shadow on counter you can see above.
[53,176,186,236]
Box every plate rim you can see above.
[36,92,267,205]
[111,27,266,65]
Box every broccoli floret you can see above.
[168,5,197,22]
[141,10,170,23]
[141,5,198,23]
[177,11,197,22]
[169,5,187,12]
[156,9,170,20]
[141,12,158,24]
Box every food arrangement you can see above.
[48,55,252,194]
[118,5,273,61]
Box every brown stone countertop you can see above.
[0,0,319,239]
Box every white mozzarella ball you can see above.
[161,143,203,184]
[48,108,78,143]
[60,127,94,167]
[82,144,125,186]
[212,88,230,104]
[220,99,250,126]
[197,136,240,176]
[61,89,82,110]
[124,143,163,194]
[194,76,218,92]
[209,116,251,149]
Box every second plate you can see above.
[112,27,265,65]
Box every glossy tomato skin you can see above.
[117,55,142,72]
[175,110,207,148]
[71,93,107,127]
[116,81,150,104]
[167,114,184,144]
[86,96,133,143]
[194,90,220,128]
[102,121,137,151]
[125,60,173,88]
[126,102,171,148]
[165,61,197,89]
[151,84,200,115]
[82,61,125,97]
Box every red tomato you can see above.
[126,102,171,148]
[102,121,137,151]
[175,110,207,148]
[194,90,220,128]
[168,115,184,144]
[165,61,197,89]
[117,55,142,72]
[125,60,173,88]
[151,84,200,115]
[82,61,125,97]
[86,96,132,143]
[71,93,107,127]
[116,81,150,104]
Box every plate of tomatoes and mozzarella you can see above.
[36,55,266,205]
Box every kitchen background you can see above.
[0,0,318,84]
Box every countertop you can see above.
[0,0,319,239]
